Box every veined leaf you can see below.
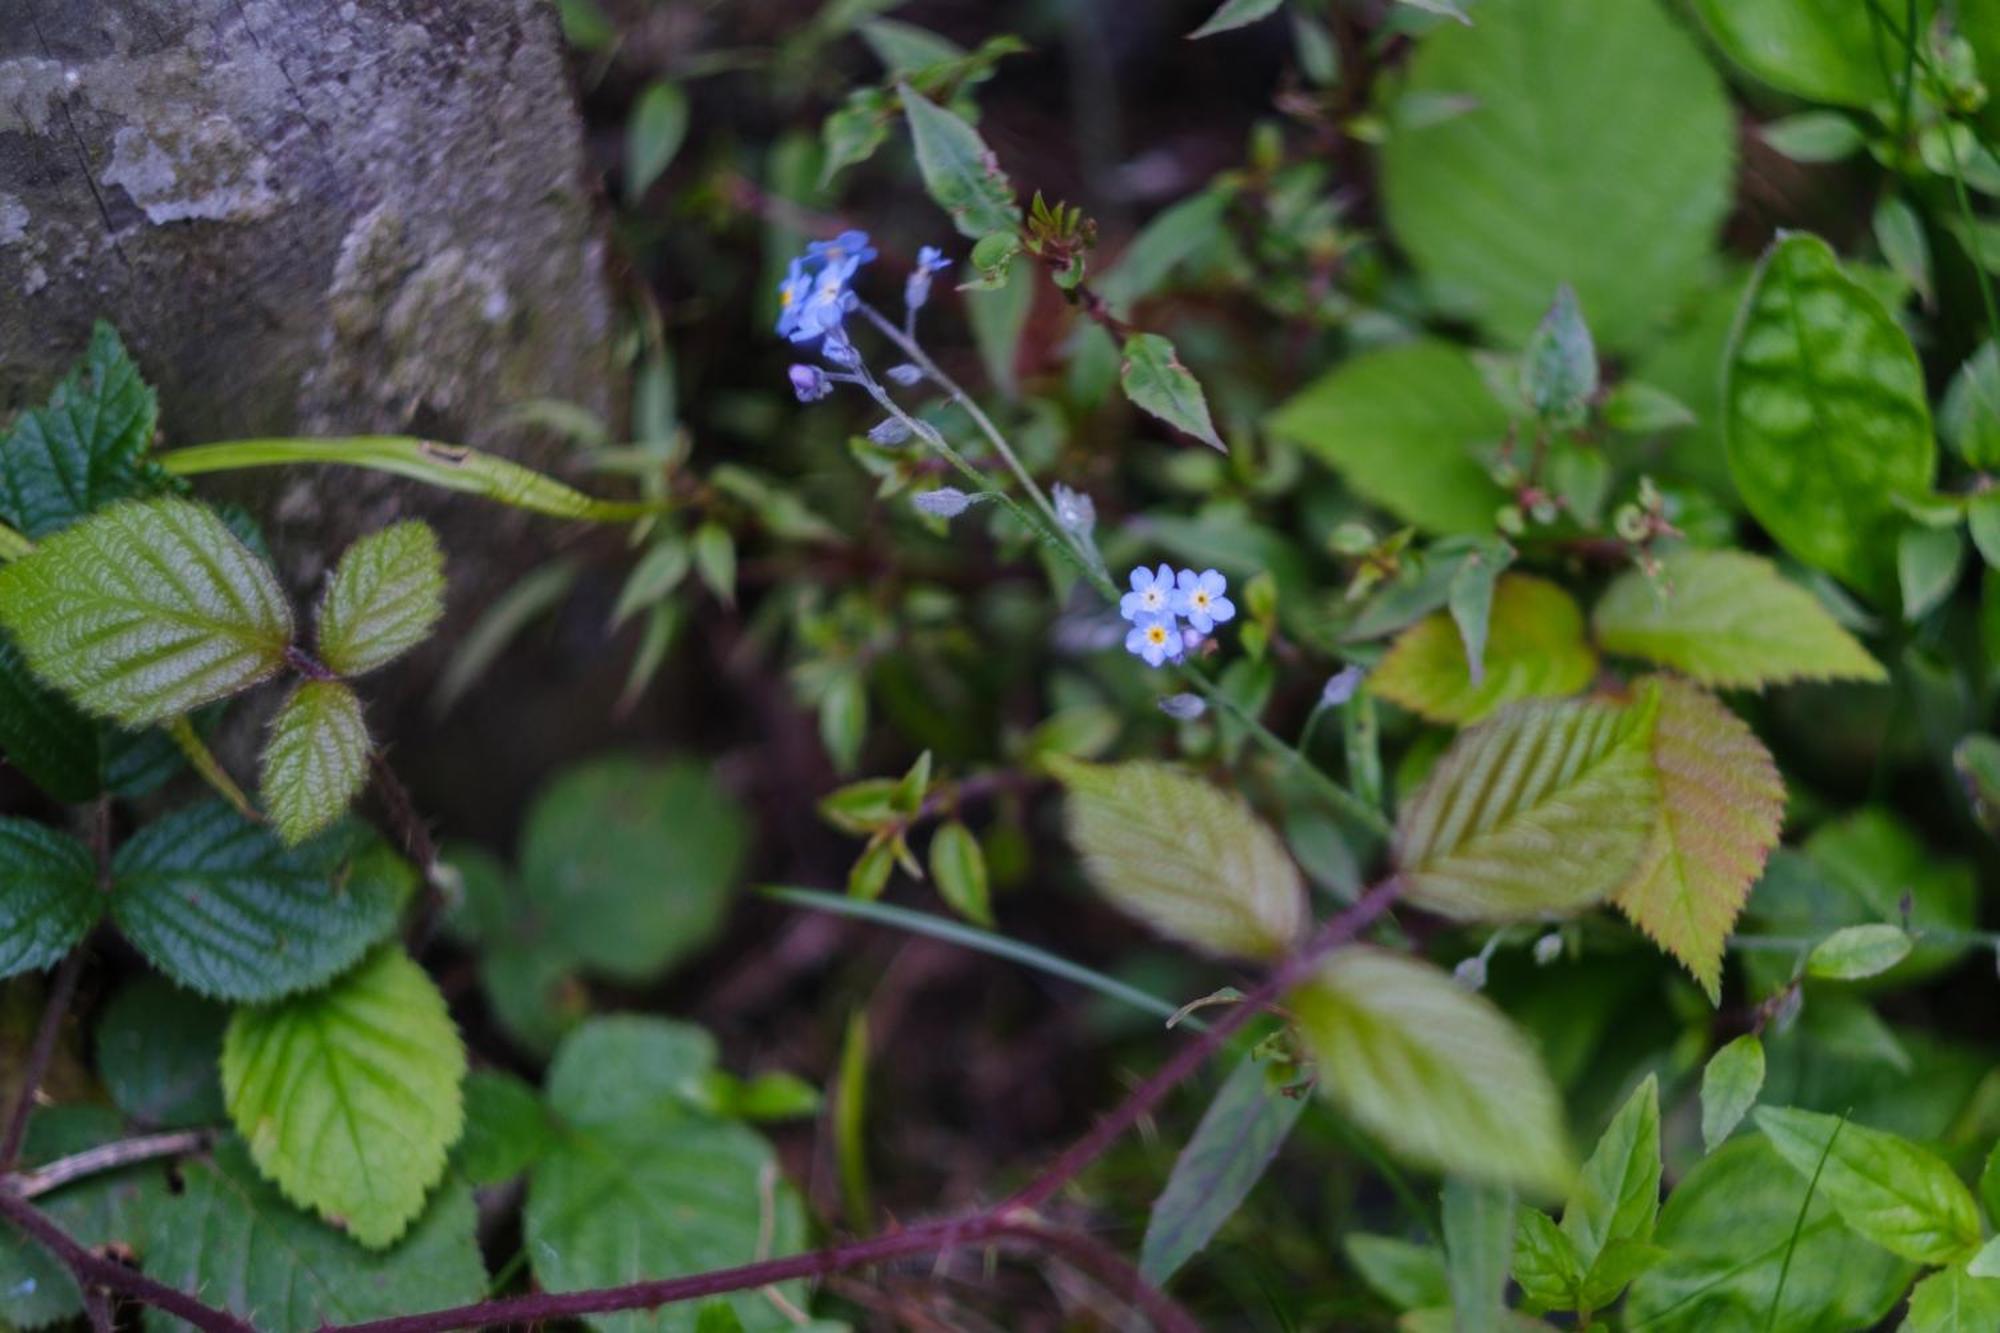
[1756,1106,1981,1265]
[1592,549,1886,689]
[1700,1035,1765,1153]
[1562,1075,1660,1270]
[316,520,446,677]
[1050,756,1307,958]
[259,680,371,847]
[1807,923,1913,981]
[545,1016,718,1126]
[0,322,164,540]
[0,819,97,979]
[898,83,1019,239]
[1724,233,1935,598]
[1370,573,1595,724]
[1393,688,1662,920]
[1612,677,1784,1001]
[1903,1265,2000,1332]
[223,948,466,1249]
[1121,333,1227,451]
[1512,1209,1585,1311]
[1443,1177,1516,1332]
[1291,947,1572,1196]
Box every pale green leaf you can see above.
[1562,1075,1660,1268]
[1694,0,1933,108]
[1392,688,1662,920]
[259,680,371,847]
[1511,1209,1584,1311]
[1942,343,2000,469]
[95,975,226,1129]
[1612,677,1785,1002]
[927,820,991,926]
[316,520,446,676]
[1576,1238,1669,1312]
[1345,1235,1449,1312]
[626,80,689,202]
[1592,549,1887,689]
[0,818,97,980]
[1701,1035,1766,1153]
[1724,233,1935,597]
[1188,0,1284,39]
[1807,923,1914,981]
[1601,380,1697,434]
[1756,1106,1981,1264]
[223,948,466,1249]
[1121,332,1227,452]
[1903,1265,2000,1332]
[0,322,163,540]
[1370,574,1595,724]
[1900,526,1966,622]
[858,18,962,71]
[1443,1177,1515,1333]
[1760,111,1867,162]
[1050,756,1307,958]
[0,498,293,725]
[545,1015,718,1126]
[1874,197,1933,307]
[1291,947,1572,1196]
[898,84,1019,239]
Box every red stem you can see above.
[0,946,85,1172]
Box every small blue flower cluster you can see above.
[777,229,876,348]
[1120,564,1235,668]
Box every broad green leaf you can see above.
[142,1135,486,1333]
[223,948,466,1249]
[455,1070,555,1186]
[0,322,163,540]
[1121,332,1226,452]
[1443,1177,1515,1332]
[1592,549,1886,689]
[0,498,293,725]
[1793,810,1976,984]
[1521,285,1598,426]
[1291,947,1572,1195]
[1140,1054,1307,1283]
[1050,756,1307,958]
[0,1107,162,1328]
[1701,1035,1766,1153]
[1612,677,1785,1002]
[1904,1265,2000,1332]
[316,520,446,676]
[1511,1209,1584,1311]
[95,975,226,1129]
[1942,343,2000,469]
[111,802,409,1002]
[1807,923,1914,981]
[1379,0,1732,349]
[1900,526,1966,622]
[0,634,102,801]
[1629,1135,1914,1331]
[1188,0,1284,39]
[1724,233,1935,598]
[1392,688,1662,920]
[1693,0,1933,108]
[1756,1106,1981,1264]
[1266,340,1509,534]
[1577,1239,1669,1312]
[546,1015,718,1125]
[519,756,749,982]
[1369,574,1595,724]
[259,680,371,846]
[1562,1075,1660,1269]
[898,83,1019,238]
[1345,1235,1449,1311]
[0,818,97,979]
[1760,111,1867,162]
[625,80,689,202]
[927,820,991,926]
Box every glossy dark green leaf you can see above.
[0,322,164,540]
[0,818,97,980]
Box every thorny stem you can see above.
[0,945,86,1173]
[10,1130,212,1200]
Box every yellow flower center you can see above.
[1192,591,1209,608]
[1148,626,1168,644]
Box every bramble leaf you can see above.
[223,948,466,1249]
[899,83,1019,239]
[1121,332,1227,452]
[0,322,164,540]
[95,975,227,1129]
[1370,573,1595,724]
[316,520,446,677]
[1756,1107,1981,1264]
[1700,1035,1765,1153]
[0,818,97,980]
[259,680,371,846]
[0,1108,161,1328]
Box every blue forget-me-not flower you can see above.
[906,245,952,312]
[1126,611,1185,668]
[1171,568,1235,635]
[775,230,878,346]
[1120,563,1177,622]
[1119,564,1236,669]
[788,364,833,402]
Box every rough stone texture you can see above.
[0,0,620,594]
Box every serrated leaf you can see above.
[0,818,97,979]
[1807,923,1913,981]
[1756,1106,1981,1264]
[1346,1235,1449,1312]
[1942,343,2000,469]
[1121,332,1227,452]
[1050,756,1307,958]
[316,520,446,676]
[0,1107,163,1329]
[1392,688,1662,920]
[110,802,410,1002]
[1140,1054,1307,1283]
[95,975,226,1129]
[927,820,991,926]
[1903,1265,2000,1332]
[0,498,292,725]
[1612,677,1784,1002]
[1188,0,1284,38]
[1370,573,1594,724]
[0,322,164,540]
[1443,1177,1515,1332]
[1521,285,1598,425]
[1700,1035,1765,1153]
[1511,1209,1584,1311]
[899,83,1019,239]
[259,680,371,846]
[1291,947,1572,1195]
[223,948,466,1249]
[141,1135,485,1333]
[546,1016,718,1125]
[1592,549,1886,689]
[1562,1075,1660,1271]
[1694,0,1929,108]
[1724,233,1935,598]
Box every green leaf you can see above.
[1577,1238,1669,1311]
[1807,923,1915,981]
[1972,1237,2000,1280]
[1954,733,2000,836]
[259,680,371,847]
[519,756,748,982]
[1759,111,1867,162]
[625,80,689,202]
[316,520,446,677]
[1969,495,2000,571]
[223,948,466,1249]
[0,322,163,540]
[1443,1177,1516,1332]
[1756,1106,1981,1264]
[1511,1208,1585,1311]
[966,254,1033,400]
[546,1015,718,1125]
[1694,0,1932,108]
[1612,677,1785,1002]
[0,498,293,726]
[1701,1035,1766,1153]
[820,90,890,186]
[1140,1054,1307,1283]
[1096,188,1233,313]
[1345,1235,1449,1312]
[1602,380,1698,434]
[692,521,736,606]
[1521,285,1599,426]
[1626,1136,1915,1332]
[927,820,991,926]
[898,83,1019,239]
[1392,688,1662,920]
[0,818,97,980]
[1941,343,2000,469]
[455,1069,555,1186]
[1592,549,1887,689]
[1900,526,1966,622]
[1266,340,1510,534]
[858,18,962,71]
[1188,0,1285,38]
[0,1107,162,1329]
[1724,233,1936,598]
[142,1135,486,1332]
[1120,332,1227,452]
[1562,1075,1659,1273]
[111,802,409,1001]
[1791,809,1976,984]
[1379,0,1732,350]
[1050,757,1307,958]
[1874,197,1933,307]
[0,634,103,802]
[1904,1265,2000,1332]
[95,975,226,1129]
[1291,946,1573,1196]
[1369,573,1595,725]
